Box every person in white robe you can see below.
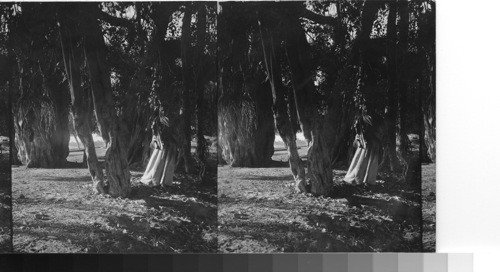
[343,115,385,186]
[140,132,178,187]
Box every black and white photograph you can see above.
[217,0,436,252]
[2,0,500,270]
[1,0,436,255]
[1,2,218,253]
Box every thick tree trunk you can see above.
[384,2,402,171]
[218,7,275,167]
[14,64,70,168]
[179,7,194,173]
[419,60,434,164]
[218,90,275,167]
[259,24,306,192]
[284,13,331,195]
[312,5,353,171]
[58,13,106,194]
[397,1,411,158]
[143,3,183,186]
[251,82,276,165]
[194,5,211,183]
[423,63,436,163]
[14,107,68,168]
[9,81,21,166]
[82,4,131,197]
[323,92,353,169]
[120,65,153,169]
[284,17,314,144]
[307,131,332,195]
[421,2,436,163]
[74,110,104,185]
[283,1,381,195]
[195,6,208,162]
[423,107,435,162]
[47,66,71,161]
[6,62,19,166]
[126,116,152,169]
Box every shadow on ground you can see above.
[218,149,426,252]
[12,152,218,253]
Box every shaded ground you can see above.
[12,142,217,253]
[0,144,12,252]
[218,140,426,252]
[422,162,436,252]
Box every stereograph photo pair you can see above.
[0,0,435,253]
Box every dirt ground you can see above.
[422,162,436,252]
[218,140,431,252]
[12,141,217,253]
[0,147,12,252]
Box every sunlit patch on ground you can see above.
[12,143,218,253]
[218,141,430,252]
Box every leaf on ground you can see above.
[233,213,250,220]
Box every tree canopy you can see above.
[1,2,218,197]
[217,0,435,195]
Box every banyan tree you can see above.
[56,3,131,197]
[132,2,217,185]
[14,60,71,168]
[218,0,435,195]
[2,1,434,197]
[5,4,71,168]
[2,2,218,197]
[218,3,275,167]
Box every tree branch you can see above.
[300,8,337,26]
[99,11,134,29]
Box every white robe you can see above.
[343,141,380,185]
[344,122,385,185]
[140,136,177,186]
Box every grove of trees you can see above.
[1,1,436,198]
[1,2,218,197]
[217,1,435,195]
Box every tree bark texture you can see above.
[397,1,411,158]
[284,11,332,195]
[58,8,106,194]
[384,2,402,171]
[11,10,71,168]
[420,2,436,163]
[218,6,275,167]
[258,22,306,191]
[195,5,208,165]
[82,4,131,197]
[218,86,275,168]
[14,60,70,168]
[179,6,194,173]
[145,3,183,186]
[283,14,315,144]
